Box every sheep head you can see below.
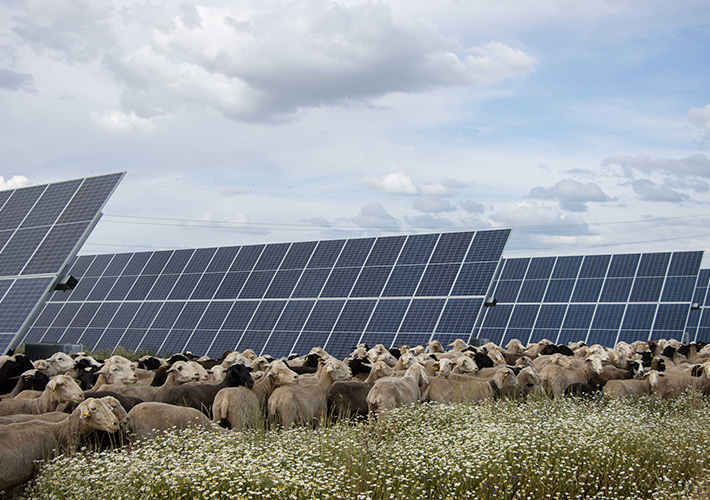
[78,398,120,434]
[48,374,84,406]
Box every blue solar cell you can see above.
[366,299,409,333]
[579,255,611,279]
[50,302,82,328]
[504,328,533,345]
[280,241,317,270]
[307,240,345,269]
[397,234,438,265]
[214,272,249,300]
[21,179,81,229]
[415,263,460,296]
[183,330,218,356]
[173,302,209,329]
[529,329,560,344]
[336,238,374,268]
[145,274,180,300]
[265,269,302,299]
[239,270,276,299]
[621,304,656,330]
[22,222,92,276]
[130,302,163,329]
[66,277,98,302]
[508,305,539,329]
[607,254,640,278]
[206,247,240,273]
[303,300,344,331]
[429,232,473,264]
[637,253,670,277]
[87,303,121,329]
[478,328,505,345]
[558,329,587,345]
[551,256,583,279]
[274,300,315,331]
[697,270,710,288]
[562,304,595,329]
[661,276,696,303]
[190,272,225,300]
[142,251,172,275]
[399,298,445,333]
[493,280,522,303]
[534,304,566,329]
[68,303,100,328]
[222,301,259,330]
[571,279,603,303]
[162,249,193,274]
[262,331,299,358]
[544,279,576,303]
[107,302,141,329]
[196,302,233,330]
[517,280,547,303]
[150,302,186,329]
[392,333,432,348]
[653,303,689,332]
[68,255,95,277]
[481,304,513,328]
[320,268,360,298]
[525,257,556,280]
[349,266,391,297]
[668,251,703,277]
[41,327,64,343]
[248,301,287,331]
[230,245,265,271]
[103,253,132,276]
[0,184,45,231]
[255,243,290,271]
[628,277,664,303]
[359,332,396,350]
[587,330,621,346]
[235,330,270,353]
[160,329,193,356]
[686,308,701,328]
[365,236,406,266]
[333,300,376,332]
[292,332,330,355]
[701,310,710,328]
[500,258,529,280]
[0,277,53,332]
[118,329,147,352]
[167,274,201,300]
[184,247,217,274]
[436,298,483,334]
[451,262,497,296]
[56,173,123,224]
[698,327,710,343]
[206,331,242,358]
[22,328,46,345]
[126,275,158,301]
[324,333,363,360]
[139,329,169,352]
[591,304,625,329]
[599,278,633,302]
[291,268,330,298]
[122,252,151,276]
[0,226,50,275]
[694,287,708,307]
[85,254,114,277]
[466,229,510,263]
[32,302,64,328]
[382,265,425,297]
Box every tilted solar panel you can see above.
[26,229,511,359]
[478,251,704,348]
[0,172,125,354]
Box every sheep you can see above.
[89,358,139,390]
[650,369,710,399]
[0,355,34,395]
[421,367,518,404]
[161,363,254,417]
[268,358,352,429]
[367,363,429,416]
[96,361,200,401]
[3,369,50,398]
[127,402,214,440]
[539,354,604,398]
[327,361,396,420]
[0,375,84,416]
[0,398,120,492]
[603,372,660,399]
[213,360,299,429]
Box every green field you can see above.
[23,395,710,500]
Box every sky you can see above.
[1,0,710,265]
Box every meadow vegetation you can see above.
[22,394,710,500]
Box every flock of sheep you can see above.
[1,336,709,494]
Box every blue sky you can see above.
[0,0,709,264]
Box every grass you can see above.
[21,393,710,500]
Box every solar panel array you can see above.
[686,269,710,344]
[0,173,125,354]
[476,251,704,347]
[20,229,511,359]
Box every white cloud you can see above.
[489,201,594,236]
[351,202,400,229]
[0,68,34,91]
[300,216,331,227]
[403,214,455,229]
[601,154,710,178]
[689,105,710,144]
[91,110,158,134]
[421,178,469,196]
[460,200,485,214]
[527,179,612,212]
[625,179,690,203]
[361,172,418,195]
[0,175,30,190]
[412,197,455,213]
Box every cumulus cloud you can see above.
[460,200,485,214]
[688,105,710,144]
[0,175,30,190]
[301,216,331,227]
[0,68,34,92]
[624,179,690,203]
[527,179,612,212]
[489,201,594,236]
[601,154,710,178]
[351,202,400,229]
[421,178,469,196]
[412,197,455,213]
[361,172,418,195]
[91,110,158,134]
[566,168,595,177]
[403,214,455,229]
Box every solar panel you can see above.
[0,172,124,354]
[479,251,704,348]
[28,229,510,356]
